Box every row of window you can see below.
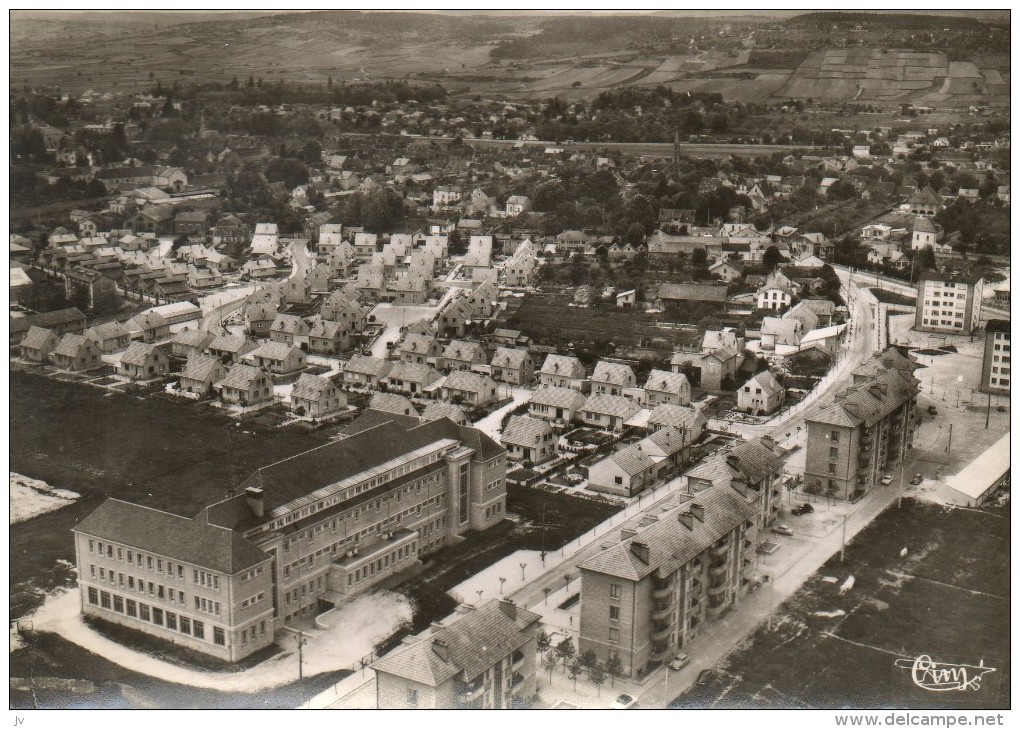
[284,576,325,606]
[88,588,221,644]
[239,592,265,609]
[281,494,446,578]
[484,502,503,520]
[240,566,265,582]
[344,543,417,588]
[89,566,195,608]
[87,541,223,590]
[281,475,443,553]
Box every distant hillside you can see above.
[785,11,1001,29]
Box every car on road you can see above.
[669,654,691,671]
[791,503,814,516]
[927,405,938,415]
[880,474,894,485]
[910,473,924,485]
[696,669,721,685]
[610,694,637,709]
[771,524,794,536]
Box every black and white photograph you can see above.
[7,7,1012,719]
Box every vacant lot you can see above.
[672,500,1010,710]
[509,292,700,349]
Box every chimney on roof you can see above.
[498,598,517,621]
[630,541,650,565]
[678,511,695,530]
[690,503,705,522]
[761,435,776,450]
[620,528,637,540]
[432,637,450,662]
[245,486,264,518]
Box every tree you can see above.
[805,480,823,496]
[568,659,583,691]
[604,653,624,688]
[590,662,607,696]
[624,222,645,246]
[536,629,552,654]
[691,247,708,270]
[579,649,598,676]
[542,652,559,686]
[554,636,576,672]
[826,481,841,504]
[763,245,783,272]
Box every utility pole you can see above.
[946,422,952,454]
[839,513,848,563]
[986,393,992,429]
[296,631,307,680]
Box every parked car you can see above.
[669,654,691,671]
[910,473,924,485]
[880,474,894,485]
[791,503,814,516]
[696,669,720,685]
[610,694,637,709]
[928,405,938,415]
[771,524,794,536]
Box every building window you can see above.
[113,595,124,613]
[609,628,620,643]
[829,446,838,459]
[828,463,836,475]
[459,463,470,525]
[100,591,111,609]
[609,606,620,621]
[152,608,163,626]
[166,612,177,631]
[126,599,137,618]
[180,617,191,635]
[88,587,98,605]
[830,431,839,443]
[140,604,150,621]
[194,620,204,640]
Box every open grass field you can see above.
[671,499,1010,710]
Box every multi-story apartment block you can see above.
[981,319,1011,394]
[804,350,919,501]
[914,271,984,335]
[73,410,506,663]
[579,486,760,679]
[686,436,786,529]
[372,599,540,709]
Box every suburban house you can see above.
[307,319,351,355]
[756,270,799,311]
[760,317,803,349]
[501,415,556,465]
[244,301,279,338]
[9,307,86,346]
[579,393,642,431]
[19,326,59,363]
[437,298,473,338]
[489,347,534,386]
[442,340,487,373]
[84,321,132,354]
[321,292,367,331]
[385,362,443,397]
[125,310,170,342]
[171,329,216,360]
[538,354,586,389]
[643,369,692,408]
[396,333,443,366]
[178,354,227,397]
[50,333,102,371]
[590,360,636,396]
[118,342,170,380]
[269,314,311,348]
[343,355,392,389]
[372,599,539,709]
[646,404,708,443]
[440,371,499,409]
[207,334,259,364]
[289,373,347,419]
[737,370,785,415]
[587,427,687,497]
[421,402,469,426]
[529,385,588,424]
[369,392,418,417]
[245,341,307,375]
[218,364,274,406]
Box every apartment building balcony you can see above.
[649,642,670,663]
[651,620,672,642]
[456,677,485,705]
[653,582,675,600]
[708,560,728,578]
[689,557,704,571]
[707,577,727,597]
[510,671,527,694]
[511,650,526,672]
[690,577,703,593]
[651,599,675,621]
[709,540,730,559]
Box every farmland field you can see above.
[671,500,1010,710]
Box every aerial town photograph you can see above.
[6,7,1011,721]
